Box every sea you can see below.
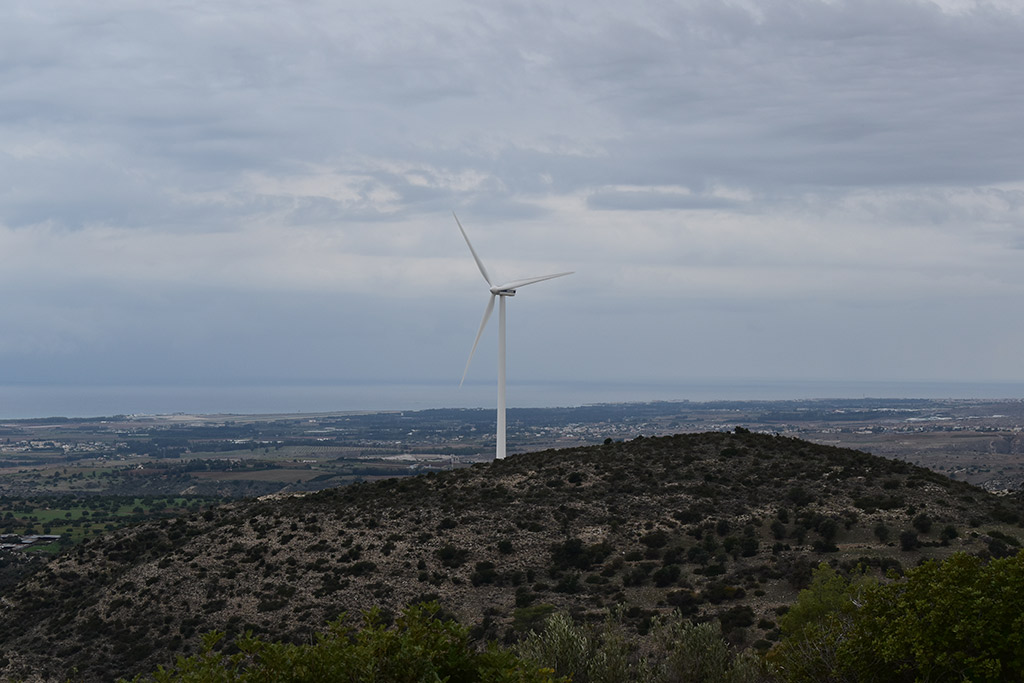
[1,379,1023,420]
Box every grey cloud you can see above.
[587,189,739,211]
[2,0,1024,399]
[524,2,1024,190]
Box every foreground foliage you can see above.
[129,550,1024,682]
[516,610,766,683]
[129,602,768,683]
[127,603,565,683]
[770,550,1024,682]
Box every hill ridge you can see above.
[1,431,1021,681]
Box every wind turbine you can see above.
[455,212,572,460]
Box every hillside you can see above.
[1,430,1021,681]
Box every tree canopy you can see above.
[771,550,1024,682]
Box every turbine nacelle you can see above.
[488,273,574,298]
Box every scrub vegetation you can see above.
[0,431,1021,681]
[130,552,1024,682]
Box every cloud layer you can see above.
[2,0,1024,408]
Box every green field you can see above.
[0,495,223,545]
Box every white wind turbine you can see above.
[455,212,572,460]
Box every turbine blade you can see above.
[453,212,493,286]
[460,294,496,387]
[494,271,574,291]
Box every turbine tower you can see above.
[455,212,572,460]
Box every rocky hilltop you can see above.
[1,430,1021,681]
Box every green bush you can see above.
[652,564,681,587]
[470,561,498,586]
[786,488,814,508]
[550,538,611,571]
[649,614,764,683]
[435,545,469,568]
[911,514,932,534]
[127,602,564,682]
[898,529,919,550]
[517,608,765,683]
[771,551,1024,682]
[768,562,871,682]
[845,550,1024,681]
[641,530,670,549]
[517,612,631,683]
[513,604,558,632]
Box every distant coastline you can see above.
[2,379,1024,421]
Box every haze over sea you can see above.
[2,380,1023,420]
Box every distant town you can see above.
[1,398,1023,502]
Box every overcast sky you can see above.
[2,0,1024,411]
